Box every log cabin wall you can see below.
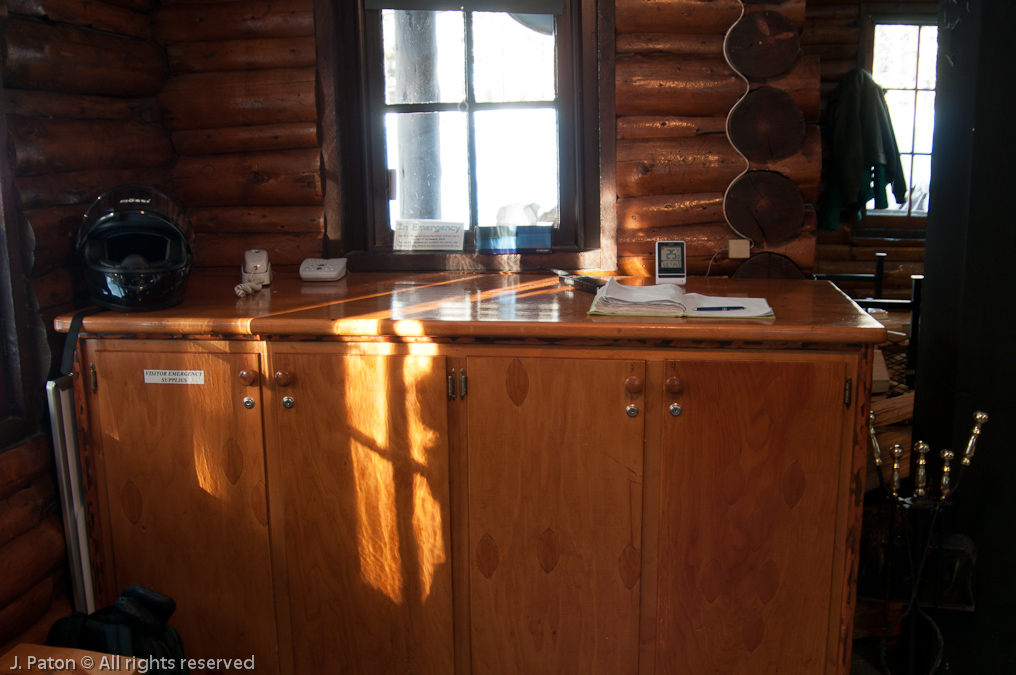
[613,0,820,278]
[1,0,169,649]
[154,0,323,269]
[0,0,324,648]
[4,0,172,367]
[805,0,933,299]
[0,435,72,650]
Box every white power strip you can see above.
[299,258,347,281]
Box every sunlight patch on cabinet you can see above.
[413,473,445,602]
[352,442,404,604]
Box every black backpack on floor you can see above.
[47,585,188,674]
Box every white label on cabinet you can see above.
[143,369,205,385]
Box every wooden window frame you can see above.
[854,3,939,239]
[318,0,614,272]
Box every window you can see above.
[860,10,938,235]
[337,0,604,270]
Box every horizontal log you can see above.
[765,55,820,121]
[617,135,746,197]
[3,90,162,123]
[158,67,317,131]
[802,43,858,62]
[155,0,314,43]
[168,36,317,74]
[187,206,325,234]
[616,54,745,117]
[100,0,156,11]
[616,54,819,120]
[821,59,858,81]
[800,20,859,46]
[616,214,816,276]
[0,593,73,656]
[0,516,66,608]
[14,167,173,209]
[616,192,725,230]
[616,0,805,34]
[10,0,152,39]
[805,6,860,21]
[0,570,65,649]
[31,267,77,311]
[24,204,85,275]
[192,232,322,267]
[815,244,926,263]
[616,125,820,201]
[7,117,174,177]
[616,0,744,35]
[3,17,167,97]
[0,476,57,549]
[173,148,322,207]
[745,1,806,29]
[172,122,318,156]
[617,115,727,140]
[615,33,724,55]
[0,436,52,501]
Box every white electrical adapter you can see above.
[242,249,273,285]
[728,239,751,259]
[299,258,347,281]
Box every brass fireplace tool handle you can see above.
[868,410,988,503]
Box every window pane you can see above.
[475,109,559,227]
[473,12,556,103]
[910,154,931,214]
[873,24,919,89]
[884,89,915,154]
[386,111,470,227]
[383,10,465,104]
[917,25,938,89]
[914,90,935,154]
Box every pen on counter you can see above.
[694,306,746,312]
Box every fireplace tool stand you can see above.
[866,410,988,675]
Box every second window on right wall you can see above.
[862,14,938,234]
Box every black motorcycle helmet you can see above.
[77,185,194,312]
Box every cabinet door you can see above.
[87,345,277,672]
[270,351,454,674]
[656,357,849,674]
[467,356,645,675]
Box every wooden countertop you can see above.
[55,270,886,344]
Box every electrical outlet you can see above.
[728,239,751,259]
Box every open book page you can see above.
[588,278,774,318]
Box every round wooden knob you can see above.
[625,375,643,395]
[274,371,293,387]
[665,376,684,397]
[238,369,258,386]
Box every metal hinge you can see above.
[89,363,97,393]
[447,369,468,400]
[844,377,852,407]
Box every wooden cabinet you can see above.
[466,356,645,675]
[65,272,882,675]
[265,347,454,674]
[653,355,855,675]
[78,340,279,673]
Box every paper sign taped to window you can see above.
[143,370,205,385]
[393,220,465,251]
